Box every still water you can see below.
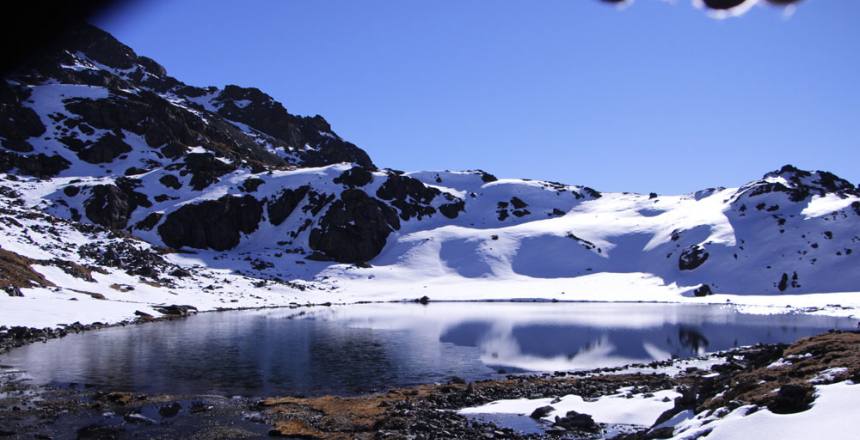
[1,302,854,396]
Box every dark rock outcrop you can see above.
[334,166,373,187]
[0,151,70,178]
[180,153,237,191]
[83,185,133,229]
[439,199,466,219]
[76,133,131,164]
[0,83,45,152]
[158,195,263,251]
[213,85,375,169]
[309,189,400,263]
[376,173,440,221]
[268,186,310,226]
[679,245,709,271]
[692,284,713,297]
[83,179,150,229]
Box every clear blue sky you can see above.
[94,0,860,194]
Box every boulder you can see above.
[529,405,555,419]
[767,384,814,414]
[553,410,599,432]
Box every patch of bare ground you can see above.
[262,375,676,438]
[0,248,53,295]
[701,331,860,414]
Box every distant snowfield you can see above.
[2,264,859,329]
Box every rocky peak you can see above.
[734,164,860,203]
[1,23,375,176]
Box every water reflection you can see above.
[0,303,853,396]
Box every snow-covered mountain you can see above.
[1,25,859,326]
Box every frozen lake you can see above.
[1,302,855,396]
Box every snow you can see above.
[810,367,848,384]
[459,387,680,427]
[669,381,860,440]
[801,194,860,219]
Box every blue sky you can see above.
[95,0,860,193]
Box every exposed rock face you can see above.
[693,284,713,297]
[0,83,44,152]
[213,85,375,169]
[334,166,373,188]
[679,245,709,271]
[0,152,70,177]
[159,174,181,190]
[134,212,163,231]
[376,173,440,221]
[268,186,310,226]
[76,133,132,164]
[158,195,263,251]
[83,178,150,230]
[309,189,400,263]
[180,153,236,190]
[439,199,466,219]
[736,165,860,204]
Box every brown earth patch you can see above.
[702,331,860,413]
[0,248,54,292]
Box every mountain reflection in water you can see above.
[0,302,853,396]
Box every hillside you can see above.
[1,25,860,327]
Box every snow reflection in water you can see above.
[1,302,854,396]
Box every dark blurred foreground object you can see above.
[0,0,120,75]
[0,0,807,75]
[702,0,802,9]
[600,0,802,7]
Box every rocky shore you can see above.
[1,329,857,439]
